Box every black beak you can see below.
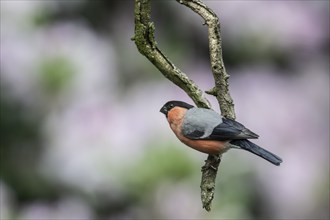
[160,106,168,116]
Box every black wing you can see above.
[185,130,205,139]
[206,118,259,141]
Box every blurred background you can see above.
[1,0,329,219]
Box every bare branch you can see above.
[134,0,236,211]
[176,0,235,119]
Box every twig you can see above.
[133,0,235,211]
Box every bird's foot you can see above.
[201,154,221,171]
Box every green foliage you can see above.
[38,56,75,96]
[0,86,58,201]
[122,142,197,198]
[0,87,39,149]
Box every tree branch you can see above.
[133,0,235,211]
[177,0,235,119]
[133,0,211,109]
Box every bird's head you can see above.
[160,100,194,117]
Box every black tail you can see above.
[230,139,283,166]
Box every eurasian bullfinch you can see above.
[160,100,283,166]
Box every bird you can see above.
[160,100,283,166]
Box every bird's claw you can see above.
[201,164,218,172]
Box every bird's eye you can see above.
[169,104,174,108]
